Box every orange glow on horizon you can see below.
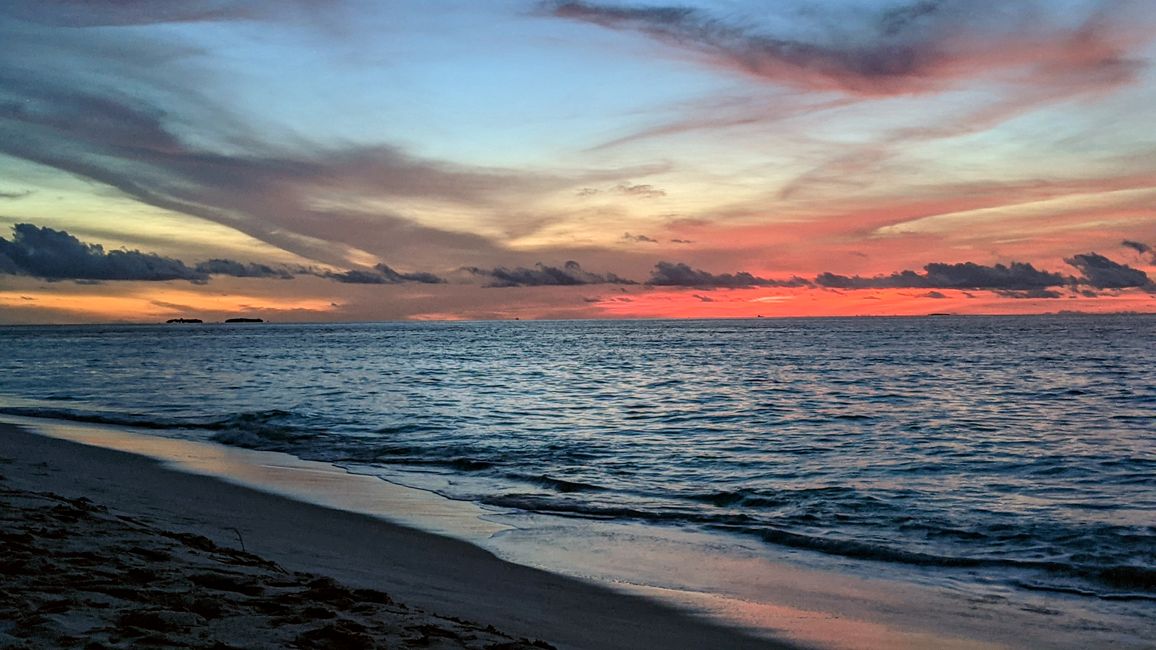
[0,288,338,322]
[591,287,1156,320]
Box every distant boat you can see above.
[165,318,203,324]
[224,317,264,323]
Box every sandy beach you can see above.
[3,415,1152,650]
[0,421,791,649]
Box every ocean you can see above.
[1,315,1153,638]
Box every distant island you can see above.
[163,317,264,323]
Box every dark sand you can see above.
[0,422,794,649]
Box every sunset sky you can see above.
[1,0,1154,322]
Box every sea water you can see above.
[1,316,1152,640]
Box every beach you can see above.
[0,421,789,649]
[0,318,1152,650]
[4,0,1155,644]
[5,417,1151,650]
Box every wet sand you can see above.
[0,422,792,649]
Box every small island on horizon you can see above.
[163,317,265,324]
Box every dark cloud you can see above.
[465,261,636,287]
[669,238,693,244]
[326,270,388,285]
[1121,240,1152,254]
[814,254,1155,295]
[622,232,659,243]
[0,189,32,199]
[0,249,22,275]
[1065,252,1153,290]
[815,261,1068,291]
[922,291,948,299]
[327,264,444,285]
[0,223,207,282]
[647,261,811,289]
[923,261,1070,289]
[0,223,340,283]
[1121,240,1156,264]
[815,270,922,289]
[995,289,1064,299]
[545,1,1149,96]
[193,259,295,279]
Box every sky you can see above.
[1,0,1154,323]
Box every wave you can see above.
[6,403,1152,600]
[0,406,200,430]
[204,410,319,448]
[0,405,501,473]
[502,473,607,494]
[0,405,316,448]
[478,489,1156,598]
[480,494,754,526]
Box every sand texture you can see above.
[0,423,789,650]
[0,484,560,650]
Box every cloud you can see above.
[647,261,811,289]
[638,254,1154,297]
[1065,252,1153,289]
[0,23,665,271]
[464,261,636,287]
[0,223,207,282]
[611,182,665,198]
[995,288,1064,299]
[0,189,32,199]
[922,261,1071,290]
[587,95,855,151]
[545,1,1152,97]
[670,238,693,244]
[1121,239,1152,254]
[0,1,255,27]
[0,223,350,283]
[194,259,295,279]
[622,232,659,243]
[577,182,667,198]
[326,264,444,285]
[0,67,530,268]
[1121,240,1156,264]
[815,261,1068,291]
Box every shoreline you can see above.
[3,417,1152,649]
[0,420,792,650]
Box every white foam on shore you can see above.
[6,414,1152,650]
